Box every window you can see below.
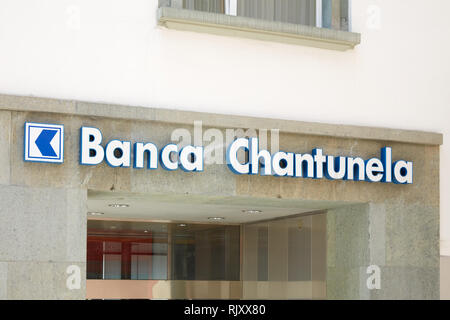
[160,0,351,31]
[87,220,240,281]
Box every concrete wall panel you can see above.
[0,184,86,299]
[0,111,11,185]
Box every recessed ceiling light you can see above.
[88,212,104,216]
[108,204,129,208]
[208,217,225,221]
[144,230,149,233]
[178,224,187,227]
[242,210,262,214]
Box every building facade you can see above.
[0,0,449,299]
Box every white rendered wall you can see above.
[0,0,449,255]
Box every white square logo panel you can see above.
[24,122,64,163]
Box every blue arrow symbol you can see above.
[35,129,58,157]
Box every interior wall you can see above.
[242,213,327,299]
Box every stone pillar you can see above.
[0,185,87,299]
[0,110,87,299]
[327,202,439,300]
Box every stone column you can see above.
[0,110,87,299]
[327,202,439,300]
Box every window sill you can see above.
[157,7,360,51]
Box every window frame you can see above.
[223,0,351,32]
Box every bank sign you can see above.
[24,122,413,184]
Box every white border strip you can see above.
[441,240,450,256]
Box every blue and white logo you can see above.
[24,122,64,163]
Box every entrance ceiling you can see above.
[87,191,351,224]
